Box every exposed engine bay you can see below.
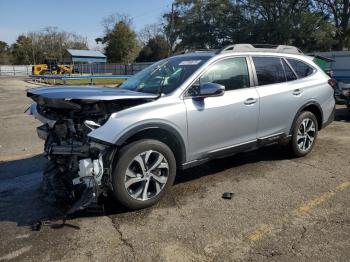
[27,86,157,213]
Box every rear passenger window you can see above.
[252,57,285,85]
[287,59,314,78]
[282,59,297,81]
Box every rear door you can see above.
[251,56,304,138]
[184,57,260,160]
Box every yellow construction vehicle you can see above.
[32,59,76,75]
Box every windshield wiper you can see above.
[156,67,167,99]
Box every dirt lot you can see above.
[0,77,349,262]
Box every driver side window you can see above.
[189,57,250,96]
[188,57,250,96]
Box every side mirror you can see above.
[197,82,225,98]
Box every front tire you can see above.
[112,139,176,210]
[289,111,318,157]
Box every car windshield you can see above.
[119,55,210,94]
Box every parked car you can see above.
[26,44,335,210]
[334,81,350,108]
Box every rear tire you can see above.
[112,139,176,210]
[289,111,318,157]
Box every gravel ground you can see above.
[0,77,349,262]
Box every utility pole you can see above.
[169,2,175,56]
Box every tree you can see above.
[136,36,169,62]
[313,0,350,50]
[240,0,336,51]
[104,21,138,63]
[162,0,261,50]
[97,14,139,63]
[28,27,88,64]
[101,13,133,35]
[162,2,184,54]
[0,41,10,64]
[138,23,163,46]
[162,0,338,52]
[10,35,33,64]
[8,27,88,65]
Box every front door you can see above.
[184,57,260,161]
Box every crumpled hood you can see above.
[27,86,158,101]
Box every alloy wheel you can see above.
[124,150,169,201]
[297,118,316,152]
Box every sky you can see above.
[0,0,173,48]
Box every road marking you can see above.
[336,181,350,191]
[0,246,32,261]
[296,181,350,215]
[295,191,336,214]
[15,234,30,239]
[247,181,350,242]
[247,224,273,241]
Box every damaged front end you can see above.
[26,86,156,213]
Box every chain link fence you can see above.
[0,63,153,76]
[73,62,152,75]
[0,65,33,76]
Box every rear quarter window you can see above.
[287,59,314,78]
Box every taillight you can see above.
[328,79,337,89]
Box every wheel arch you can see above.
[290,101,323,135]
[115,123,187,167]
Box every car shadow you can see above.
[0,146,291,226]
[335,106,350,122]
[175,145,290,185]
[0,155,65,226]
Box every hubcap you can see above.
[124,150,169,201]
[297,118,316,152]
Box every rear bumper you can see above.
[322,105,335,129]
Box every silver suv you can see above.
[27,44,335,210]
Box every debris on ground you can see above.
[31,221,42,231]
[222,192,234,200]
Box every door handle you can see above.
[244,98,257,105]
[293,89,303,96]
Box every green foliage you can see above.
[2,27,88,65]
[136,36,169,62]
[10,35,33,64]
[312,0,350,50]
[162,0,350,52]
[0,41,10,64]
[4,1,350,64]
[0,41,8,53]
[104,21,139,63]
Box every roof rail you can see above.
[216,44,303,55]
[172,48,217,56]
